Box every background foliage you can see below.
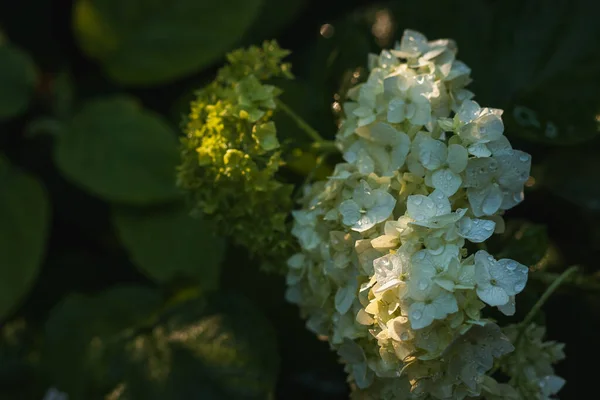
[0,0,599,399]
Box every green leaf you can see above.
[43,288,279,400]
[0,158,49,320]
[112,202,224,288]
[72,0,264,86]
[54,95,181,205]
[0,43,38,120]
[43,285,162,399]
[122,294,279,400]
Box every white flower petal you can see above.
[457,217,496,243]
[492,259,528,295]
[476,284,509,307]
[335,281,357,314]
[387,98,406,123]
[467,143,491,158]
[407,194,437,223]
[408,302,435,330]
[496,150,531,191]
[339,199,361,226]
[447,143,468,173]
[457,100,481,124]
[432,168,462,196]
[417,136,448,170]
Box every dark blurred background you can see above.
[0,0,599,399]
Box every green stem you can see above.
[276,99,324,142]
[516,266,579,346]
[311,140,338,153]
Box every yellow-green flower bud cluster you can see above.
[286,30,556,399]
[178,41,294,271]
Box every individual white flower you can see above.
[474,251,528,310]
[384,73,436,126]
[453,100,505,150]
[372,251,410,294]
[339,180,396,232]
[463,145,531,216]
[344,122,411,176]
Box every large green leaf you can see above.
[0,43,38,120]
[122,294,279,400]
[43,288,279,400]
[54,95,180,204]
[72,0,263,86]
[112,202,224,288]
[43,286,162,399]
[0,158,49,320]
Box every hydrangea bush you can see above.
[285,30,564,399]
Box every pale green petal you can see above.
[476,284,509,307]
[408,301,435,330]
[492,259,528,295]
[417,135,448,170]
[339,199,361,226]
[496,150,531,191]
[464,158,498,188]
[457,100,480,124]
[447,144,468,173]
[407,194,437,222]
[457,217,496,243]
[467,143,491,158]
[387,98,406,123]
[432,168,462,196]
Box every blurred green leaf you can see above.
[43,287,279,400]
[72,0,263,86]
[542,146,600,211]
[243,0,306,43]
[0,158,49,320]
[122,293,279,400]
[112,202,224,288]
[43,285,162,399]
[54,95,180,205]
[0,319,41,399]
[0,43,37,120]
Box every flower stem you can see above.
[516,266,579,345]
[276,99,324,142]
[311,140,338,153]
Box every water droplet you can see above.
[400,332,409,341]
[418,279,429,291]
[426,202,434,209]
[416,252,426,260]
[436,203,444,209]
[506,261,517,271]
[513,192,524,202]
[479,126,487,135]
[519,154,530,162]
[487,256,494,262]
[415,215,425,221]
[413,197,423,205]
[446,172,453,181]
[483,223,493,231]
[514,282,525,292]
[412,310,422,320]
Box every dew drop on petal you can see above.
[414,197,423,205]
[400,332,409,341]
[519,154,530,162]
[418,279,429,291]
[506,261,517,271]
[412,310,422,320]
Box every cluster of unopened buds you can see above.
[286,30,564,399]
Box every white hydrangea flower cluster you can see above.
[499,324,566,400]
[286,30,541,399]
